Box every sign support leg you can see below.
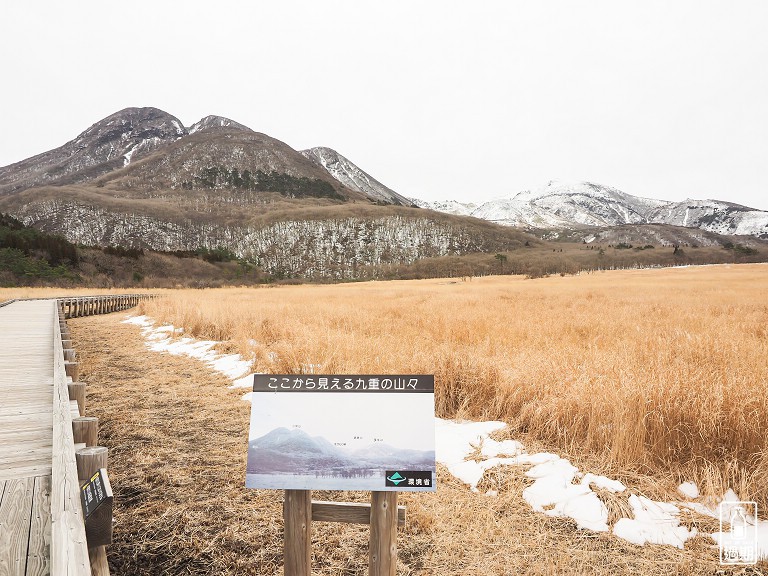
[369,491,397,576]
[284,489,311,576]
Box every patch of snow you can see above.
[123,146,137,166]
[232,373,256,389]
[524,458,611,531]
[678,481,700,499]
[122,314,255,384]
[480,438,524,458]
[581,473,626,493]
[613,495,697,548]
[123,315,153,327]
[433,418,507,488]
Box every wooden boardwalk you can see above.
[0,294,151,575]
[0,300,56,575]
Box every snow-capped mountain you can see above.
[0,107,188,194]
[0,107,532,280]
[419,181,768,238]
[301,147,414,206]
[411,198,478,217]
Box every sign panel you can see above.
[245,374,436,491]
[80,468,110,518]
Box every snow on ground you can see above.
[123,315,255,389]
[124,314,768,560]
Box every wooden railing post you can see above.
[75,446,107,483]
[68,382,85,416]
[72,416,98,447]
[65,361,79,382]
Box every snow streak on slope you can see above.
[301,147,414,206]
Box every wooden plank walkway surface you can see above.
[0,300,55,575]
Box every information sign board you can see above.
[245,374,436,491]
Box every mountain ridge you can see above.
[1,107,767,285]
[416,181,768,238]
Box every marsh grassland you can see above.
[136,264,768,509]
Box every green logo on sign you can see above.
[387,472,406,485]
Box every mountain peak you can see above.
[77,107,187,141]
[0,107,187,194]
[188,115,252,135]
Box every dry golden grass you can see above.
[134,264,768,509]
[73,312,761,574]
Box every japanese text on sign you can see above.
[253,374,434,393]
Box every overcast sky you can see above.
[1,1,767,210]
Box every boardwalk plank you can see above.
[26,476,52,576]
[0,477,34,576]
[0,430,51,445]
[0,466,53,482]
[0,446,53,466]
[0,414,53,429]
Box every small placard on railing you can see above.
[80,469,111,517]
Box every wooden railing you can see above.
[51,302,91,575]
[51,294,157,576]
[60,294,156,319]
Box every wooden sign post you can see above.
[284,490,312,576]
[369,492,398,576]
[283,490,403,576]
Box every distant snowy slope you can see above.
[301,147,414,206]
[472,181,668,228]
[645,199,768,237]
[416,180,768,238]
[411,198,478,216]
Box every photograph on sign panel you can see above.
[245,391,436,491]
